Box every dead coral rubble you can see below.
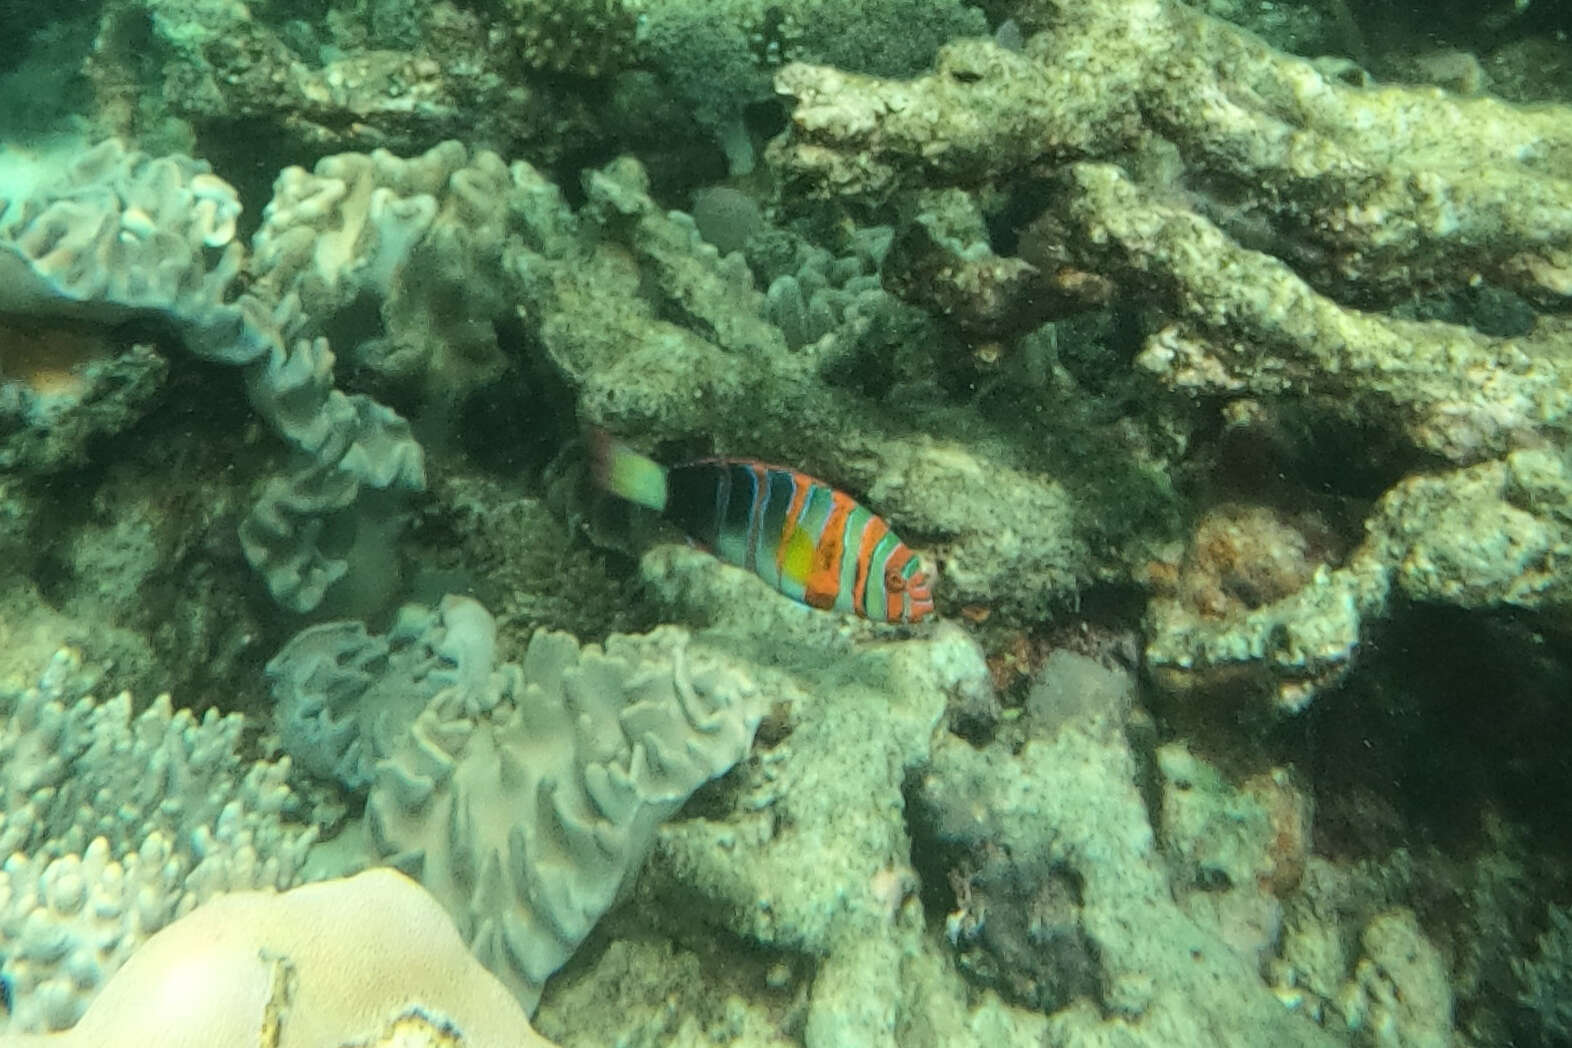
[773,0,1572,306]
[770,0,1572,709]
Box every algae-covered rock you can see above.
[1338,909,1453,1048]
[914,651,1339,1048]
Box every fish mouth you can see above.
[904,571,935,622]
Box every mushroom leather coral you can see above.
[0,869,557,1048]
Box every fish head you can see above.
[884,547,937,624]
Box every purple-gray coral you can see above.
[269,596,763,1013]
[0,138,425,613]
[267,595,505,793]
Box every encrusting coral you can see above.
[909,639,1340,1048]
[0,868,556,1048]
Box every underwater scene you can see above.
[1,0,1571,1045]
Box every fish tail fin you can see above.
[588,428,669,512]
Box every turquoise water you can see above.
[1,1,1570,1045]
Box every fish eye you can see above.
[885,564,906,591]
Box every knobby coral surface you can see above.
[0,650,314,1034]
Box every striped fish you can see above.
[592,433,936,623]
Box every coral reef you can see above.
[1338,908,1453,1048]
[0,868,555,1048]
[1516,903,1572,1045]
[77,0,984,175]
[0,325,165,474]
[773,0,1572,306]
[249,141,516,428]
[913,648,1337,1048]
[1147,448,1572,708]
[266,597,495,793]
[637,0,986,170]
[87,0,507,154]
[506,153,1121,616]
[1,0,1571,1044]
[599,545,1010,1048]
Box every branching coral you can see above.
[0,649,315,1033]
[772,0,1572,306]
[1042,163,1572,465]
[506,154,1107,615]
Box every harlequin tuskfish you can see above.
[592,434,936,623]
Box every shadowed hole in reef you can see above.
[200,118,329,244]
[318,289,388,386]
[1309,603,1572,862]
[902,769,1103,1015]
[1195,397,1429,509]
[986,175,1061,257]
[461,315,580,478]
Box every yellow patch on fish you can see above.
[779,524,815,585]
